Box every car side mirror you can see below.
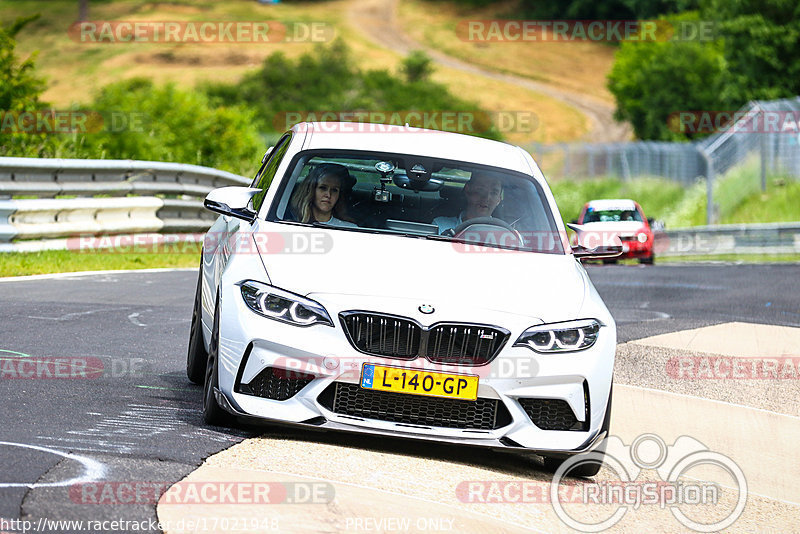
[571,245,623,259]
[204,186,261,222]
[262,146,274,164]
[567,223,623,259]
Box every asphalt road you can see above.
[0,263,797,532]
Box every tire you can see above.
[186,268,208,384]
[543,384,613,478]
[602,259,618,265]
[639,254,655,265]
[203,295,234,427]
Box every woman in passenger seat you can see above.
[289,163,358,228]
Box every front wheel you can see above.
[542,384,613,478]
[186,268,208,384]
[639,254,655,265]
[203,295,234,427]
[543,441,608,477]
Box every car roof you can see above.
[586,199,638,211]
[293,122,532,175]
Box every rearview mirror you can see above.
[204,186,261,222]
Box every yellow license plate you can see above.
[360,364,478,401]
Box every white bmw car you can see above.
[187,122,620,476]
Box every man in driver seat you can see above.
[433,173,504,234]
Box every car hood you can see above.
[253,225,588,322]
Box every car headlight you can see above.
[239,281,333,327]
[514,319,601,353]
[637,232,648,243]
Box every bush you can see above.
[0,15,52,157]
[401,51,434,83]
[81,79,262,174]
[204,39,501,140]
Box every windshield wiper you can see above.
[424,234,452,242]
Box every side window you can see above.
[251,133,292,212]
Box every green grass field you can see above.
[0,249,199,277]
[1,0,589,144]
[658,253,800,263]
[550,171,800,228]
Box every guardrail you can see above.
[0,157,250,251]
[1,157,798,257]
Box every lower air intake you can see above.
[237,367,314,401]
[318,382,511,430]
[518,398,586,431]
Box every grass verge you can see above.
[550,172,800,227]
[658,253,800,263]
[550,177,687,224]
[0,249,199,277]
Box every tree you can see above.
[607,19,728,140]
[84,78,262,173]
[517,0,699,19]
[0,16,52,157]
[0,16,46,112]
[78,0,89,22]
[703,0,800,103]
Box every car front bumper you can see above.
[214,283,615,455]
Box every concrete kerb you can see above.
[155,322,800,532]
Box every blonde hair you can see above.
[289,163,354,223]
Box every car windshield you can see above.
[583,208,643,223]
[268,151,564,254]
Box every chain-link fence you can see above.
[527,97,800,224]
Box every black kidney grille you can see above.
[237,367,315,401]
[341,312,508,365]
[518,398,586,431]
[319,382,511,430]
[427,324,508,365]
[341,313,421,358]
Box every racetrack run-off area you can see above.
[1,264,798,532]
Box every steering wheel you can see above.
[443,216,524,246]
